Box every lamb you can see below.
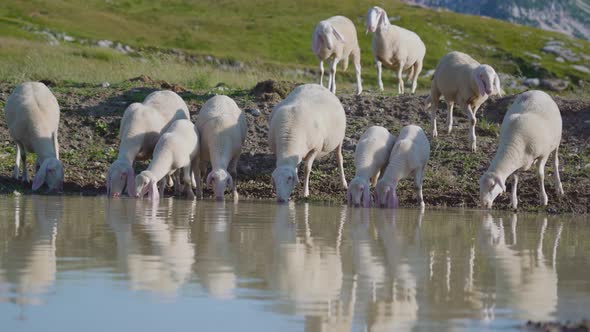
[479,90,564,209]
[4,82,64,192]
[134,119,200,201]
[347,126,396,208]
[374,125,430,209]
[312,16,362,95]
[106,90,189,197]
[195,95,247,201]
[365,6,426,94]
[269,84,347,202]
[427,51,502,152]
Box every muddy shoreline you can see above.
[1,79,588,213]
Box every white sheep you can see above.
[134,119,199,201]
[427,51,502,152]
[312,15,362,95]
[106,90,189,197]
[365,6,426,94]
[269,84,347,202]
[347,126,396,208]
[374,125,430,209]
[479,90,564,209]
[4,82,64,191]
[195,95,247,201]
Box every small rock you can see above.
[572,65,590,74]
[245,108,261,117]
[101,81,110,88]
[422,69,435,78]
[63,35,75,42]
[540,78,569,91]
[97,40,113,48]
[524,52,541,60]
[556,56,565,63]
[523,78,540,87]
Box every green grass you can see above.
[0,0,589,90]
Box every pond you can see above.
[0,196,588,331]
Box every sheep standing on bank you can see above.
[365,6,426,94]
[4,82,64,191]
[347,126,396,208]
[135,119,199,201]
[195,95,247,201]
[312,16,362,95]
[427,51,502,152]
[374,125,430,209]
[106,90,190,197]
[269,84,347,202]
[480,90,564,209]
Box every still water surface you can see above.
[0,196,588,331]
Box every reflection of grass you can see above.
[1,0,589,90]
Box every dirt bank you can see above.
[0,79,588,213]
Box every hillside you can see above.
[403,0,590,40]
[0,0,589,92]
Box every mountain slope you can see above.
[403,0,590,40]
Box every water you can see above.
[0,196,588,331]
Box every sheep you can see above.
[134,119,199,201]
[195,95,247,201]
[347,126,396,208]
[106,90,189,197]
[269,84,347,202]
[427,51,502,152]
[374,125,430,209]
[479,90,564,209]
[4,82,64,192]
[312,15,362,95]
[365,6,426,94]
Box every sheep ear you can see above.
[494,174,506,192]
[126,165,136,197]
[32,160,48,190]
[378,8,388,27]
[332,27,345,42]
[312,25,323,54]
[363,185,371,208]
[473,68,486,97]
[494,74,503,97]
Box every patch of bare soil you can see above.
[0,80,588,213]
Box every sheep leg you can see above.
[19,143,29,183]
[397,62,406,94]
[183,166,195,199]
[538,156,549,206]
[336,143,348,189]
[329,58,340,94]
[553,147,564,195]
[319,60,325,87]
[13,143,21,180]
[511,173,519,210]
[376,61,384,91]
[446,101,454,134]
[303,150,318,197]
[464,104,477,152]
[352,49,362,95]
[158,178,166,198]
[411,61,423,94]
[371,170,380,187]
[229,156,239,201]
[415,166,425,209]
[430,92,440,138]
[196,161,208,199]
[192,159,203,199]
[53,131,59,160]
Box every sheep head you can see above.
[312,21,344,54]
[207,168,232,201]
[347,177,371,208]
[107,160,135,197]
[479,172,506,209]
[271,166,299,203]
[366,6,388,34]
[32,158,64,192]
[374,180,399,209]
[473,65,502,97]
[135,171,159,201]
